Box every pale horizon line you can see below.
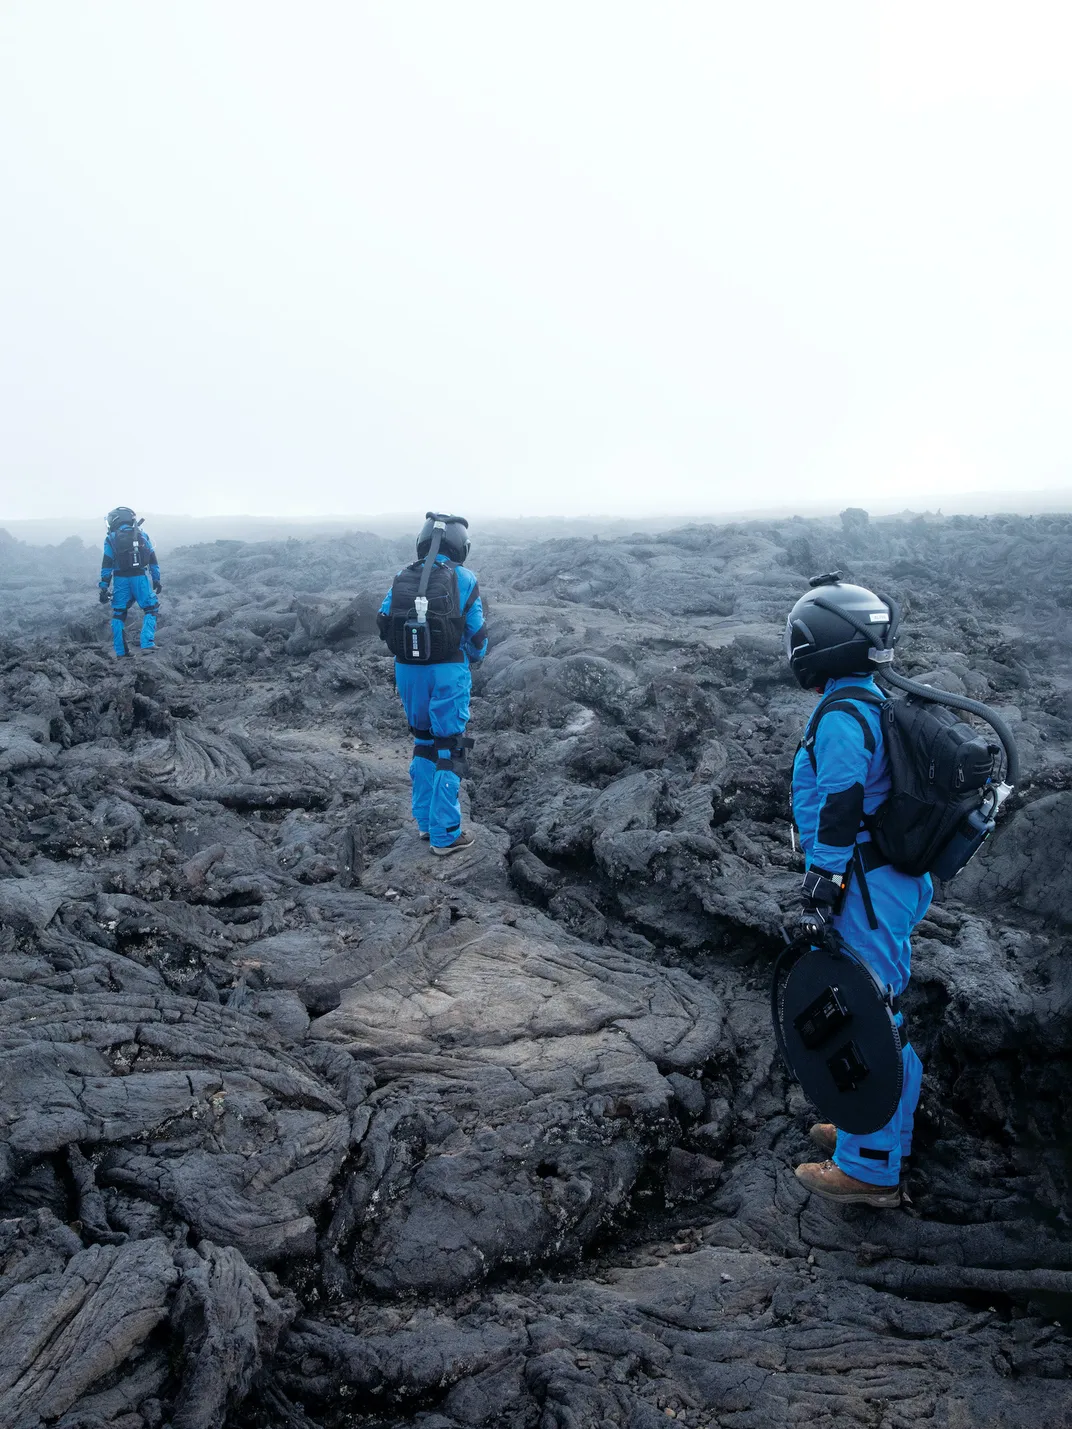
[4,485,1072,531]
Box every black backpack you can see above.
[111,525,146,576]
[380,559,466,664]
[804,686,999,880]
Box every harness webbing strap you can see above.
[851,843,880,932]
[435,734,475,777]
[802,686,883,772]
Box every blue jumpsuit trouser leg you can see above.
[111,574,159,654]
[831,860,933,1187]
[394,661,472,846]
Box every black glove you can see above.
[798,867,845,939]
[98,588,110,605]
[152,579,162,593]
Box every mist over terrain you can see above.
[0,507,1069,1427]
[7,488,1072,555]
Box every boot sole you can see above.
[430,841,475,858]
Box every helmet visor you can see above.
[784,617,813,664]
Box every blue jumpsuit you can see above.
[380,558,488,847]
[792,674,933,1187]
[99,526,161,655]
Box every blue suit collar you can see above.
[823,673,882,695]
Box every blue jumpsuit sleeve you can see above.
[809,710,871,874]
[459,569,488,662]
[142,532,161,583]
[99,535,115,588]
[376,578,396,643]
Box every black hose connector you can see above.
[879,667,1021,787]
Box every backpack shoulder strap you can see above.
[801,686,885,772]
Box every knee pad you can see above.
[409,724,434,740]
[112,607,129,622]
[435,734,475,778]
[413,741,436,763]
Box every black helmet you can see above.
[417,512,470,564]
[107,506,137,529]
[785,572,898,691]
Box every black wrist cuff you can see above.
[801,867,844,908]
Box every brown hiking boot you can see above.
[430,830,476,858]
[795,1159,901,1208]
[808,1123,837,1154]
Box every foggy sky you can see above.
[2,2,1070,522]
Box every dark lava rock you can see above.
[0,512,1070,1427]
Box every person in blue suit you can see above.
[785,576,931,1208]
[98,507,161,657]
[378,514,489,856]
